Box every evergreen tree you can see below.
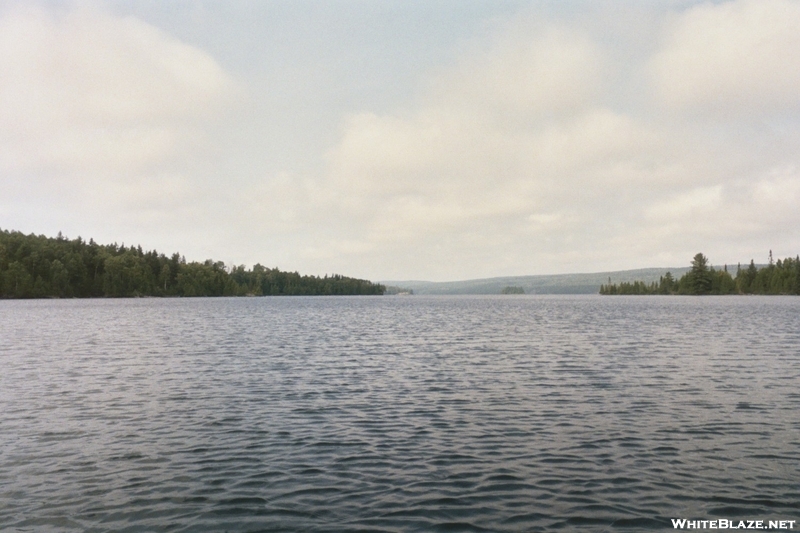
[0,228,385,298]
[601,252,799,296]
[688,253,712,295]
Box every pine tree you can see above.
[689,253,712,295]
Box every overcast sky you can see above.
[2,0,799,281]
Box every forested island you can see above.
[501,286,525,294]
[600,253,800,295]
[0,229,385,298]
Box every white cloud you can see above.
[0,4,245,260]
[0,5,238,175]
[323,28,613,217]
[650,0,800,114]
[428,25,605,121]
[644,186,723,223]
[2,2,800,280]
[289,2,800,278]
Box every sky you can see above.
[1,0,799,281]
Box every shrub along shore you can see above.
[600,252,800,295]
[0,228,385,298]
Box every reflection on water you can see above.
[1,296,799,532]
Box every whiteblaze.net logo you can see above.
[672,519,796,530]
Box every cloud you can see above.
[2,2,799,280]
[0,5,238,175]
[290,2,800,278]
[649,0,800,114]
[644,185,724,225]
[0,4,244,259]
[428,25,605,120]
[325,26,612,211]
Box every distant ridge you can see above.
[382,267,695,295]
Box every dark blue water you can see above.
[1,296,799,532]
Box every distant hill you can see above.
[382,267,697,295]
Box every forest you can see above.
[600,252,800,295]
[0,229,385,298]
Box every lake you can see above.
[1,296,798,532]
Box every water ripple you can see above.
[1,295,799,531]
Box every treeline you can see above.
[600,252,800,295]
[0,229,385,298]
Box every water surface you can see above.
[1,296,799,531]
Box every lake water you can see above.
[1,296,799,532]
